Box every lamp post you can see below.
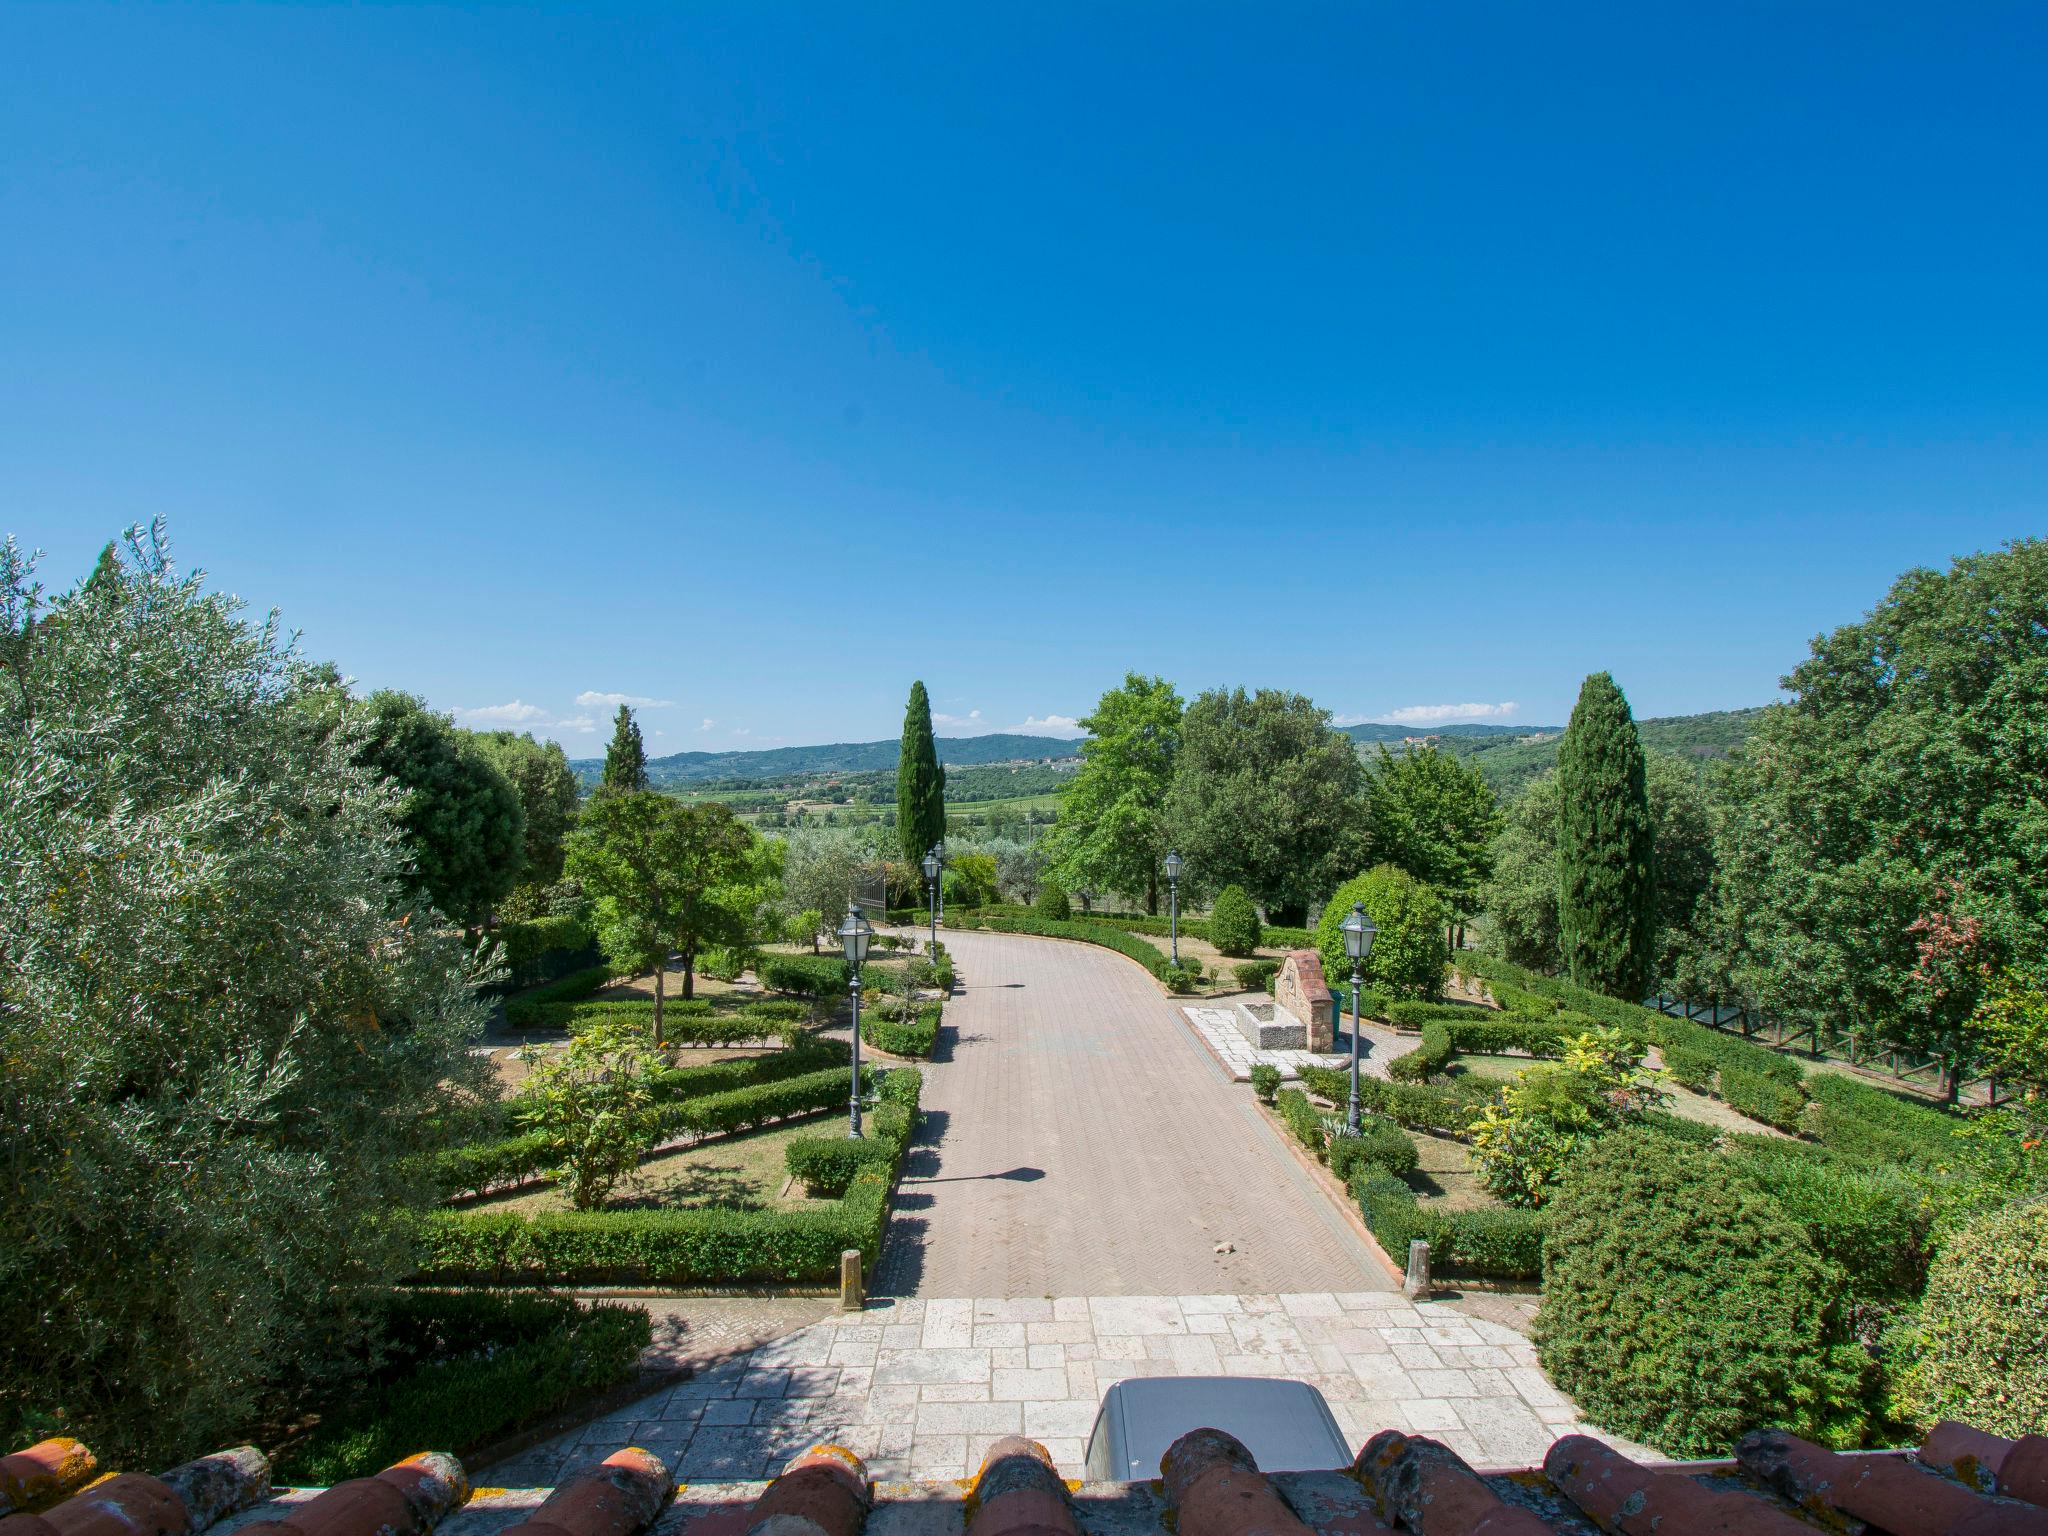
[922,846,941,957]
[1164,851,1184,965]
[933,839,946,926]
[1340,902,1378,1132]
[839,905,874,1137]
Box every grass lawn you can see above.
[1404,1130,1497,1212]
[467,1117,842,1216]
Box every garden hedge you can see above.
[1233,959,1281,992]
[1328,1117,1420,1180]
[1536,1129,1871,1458]
[980,904,1314,951]
[1352,1171,1543,1280]
[417,1070,922,1286]
[973,913,1206,991]
[512,998,811,1046]
[504,965,612,1027]
[1891,1196,2048,1439]
[276,1292,649,1484]
[1726,1134,1931,1302]
[862,1000,942,1058]
[424,1047,847,1200]
[1298,1063,1485,1136]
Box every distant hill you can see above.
[1340,721,1561,744]
[570,732,1081,787]
[1384,707,1768,796]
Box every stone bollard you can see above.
[1403,1240,1430,1299]
[839,1250,863,1312]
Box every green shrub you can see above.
[862,1001,942,1058]
[276,1293,649,1484]
[1274,1088,1326,1157]
[1034,883,1071,921]
[1234,959,1281,992]
[1389,1023,1453,1082]
[1317,866,1450,1001]
[1351,1172,1542,1279]
[1208,885,1262,957]
[505,965,612,1028]
[758,953,850,998]
[1327,1117,1419,1180]
[1384,1000,1495,1032]
[1717,1065,1810,1132]
[642,1066,869,1144]
[1891,1197,2048,1438]
[1249,1064,1281,1103]
[1803,1073,1970,1175]
[785,1135,898,1196]
[1300,1064,1484,1135]
[1728,1136,1931,1301]
[1536,1130,1872,1457]
[1467,1029,1667,1208]
[1160,959,1206,993]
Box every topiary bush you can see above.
[1234,958,1281,993]
[1033,881,1071,921]
[1316,865,1449,1001]
[1536,1130,1872,1458]
[1249,1064,1281,1103]
[1890,1196,2048,1438]
[1327,1116,1419,1180]
[1208,885,1262,957]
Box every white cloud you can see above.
[732,727,752,737]
[452,700,547,726]
[553,714,599,733]
[575,690,676,710]
[1015,714,1084,736]
[928,709,1085,739]
[700,718,716,731]
[1351,701,1521,726]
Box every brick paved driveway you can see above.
[869,928,1392,1298]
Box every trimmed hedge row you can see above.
[1387,1015,1596,1083]
[1802,1071,1969,1173]
[982,905,1315,951]
[1274,1089,1418,1180]
[513,1000,811,1045]
[861,1000,942,1058]
[784,1074,922,1196]
[643,1065,871,1144]
[1726,1132,1932,1301]
[276,1292,648,1484]
[425,1047,847,1199]
[1353,1170,1544,1280]
[416,1070,922,1286]
[1298,1063,1487,1136]
[973,914,1205,992]
[1233,959,1281,991]
[504,965,612,1027]
[1453,954,1810,1125]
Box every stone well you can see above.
[1232,999,1307,1051]
[1274,950,1335,1051]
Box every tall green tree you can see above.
[896,680,946,868]
[1044,673,1183,913]
[1365,744,1503,942]
[1482,758,1717,989]
[470,729,581,887]
[1554,672,1657,999]
[1165,687,1368,925]
[601,704,648,792]
[1713,540,2048,1086]
[566,791,757,1035]
[0,525,488,1463]
[357,691,526,927]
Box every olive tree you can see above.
[0,526,489,1464]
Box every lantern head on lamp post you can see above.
[1339,902,1377,1131]
[922,846,941,954]
[839,905,875,1137]
[1164,851,1184,964]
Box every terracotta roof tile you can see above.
[0,1442,99,1518]
[19,1410,2048,1536]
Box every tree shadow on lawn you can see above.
[608,1160,770,1212]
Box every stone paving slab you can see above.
[485,1292,1630,1487]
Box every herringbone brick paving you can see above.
[869,927,1392,1299]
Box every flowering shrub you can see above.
[1467,1028,1667,1207]
[514,1021,663,1209]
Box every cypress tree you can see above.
[897,680,947,868]
[1555,671,1657,998]
[602,704,648,793]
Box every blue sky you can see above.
[3,5,2042,754]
